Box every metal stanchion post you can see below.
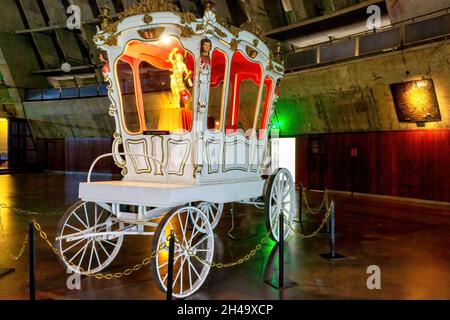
[166,230,175,300]
[29,223,35,301]
[320,201,345,260]
[325,190,330,233]
[278,212,284,288]
[265,211,297,289]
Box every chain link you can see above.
[177,232,271,269]
[0,207,28,260]
[302,189,328,215]
[287,204,332,239]
[32,220,165,280]
[0,203,63,216]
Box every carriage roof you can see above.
[93,8,284,76]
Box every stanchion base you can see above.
[264,278,297,289]
[320,253,346,260]
[0,268,15,277]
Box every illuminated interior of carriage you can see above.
[115,36,274,138]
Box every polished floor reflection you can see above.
[0,173,449,300]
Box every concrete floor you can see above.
[0,172,449,300]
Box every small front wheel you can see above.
[151,206,214,298]
[264,168,295,242]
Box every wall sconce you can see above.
[390,79,442,127]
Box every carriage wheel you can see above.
[56,200,124,274]
[196,202,223,231]
[151,206,214,298]
[264,168,295,242]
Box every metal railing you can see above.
[285,7,450,72]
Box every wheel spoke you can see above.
[65,223,82,232]
[98,240,111,258]
[93,241,101,267]
[96,209,105,225]
[187,256,193,290]
[61,238,85,254]
[69,240,90,263]
[88,240,95,271]
[192,234,209,249]
[173,255,186,294]
[73,211,88,229]
[188,258,201,279]
[84,203,90,227]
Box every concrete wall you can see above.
[278,40,450,135]
[23,97,115,139]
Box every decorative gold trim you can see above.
[167,139,191,176]
[214,27,227,39]
[230,38,239,51]
[125,139,152,174]
[196,24,205,31]
[245,46,258,59]
[100,0,180,45]
[222,140,250,172]
[206,139,221,174]
[143,14,152,24]
[180,12,196,24]
[240,20,265,41]
[179,25,195,38]
[112,133,128,176]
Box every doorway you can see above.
[0,118,7,169]
[308,137,327,190]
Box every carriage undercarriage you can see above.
[56,168,295,298]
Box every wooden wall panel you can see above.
[64,138,119,173]
[37,138,119,174]
[296,129,450,202]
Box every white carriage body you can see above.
[79,9,284,207]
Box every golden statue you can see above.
[168,47,193,108]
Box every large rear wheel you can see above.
[151,206,214,298]
[264,168,295,242]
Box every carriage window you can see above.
[256,76,273,139]
[225,51,262,136]
[207,49,227,132]
[116,37,195,134]
[117,60,141,133]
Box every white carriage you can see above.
[55,3,295,298]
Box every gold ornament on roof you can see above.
[240,20,265,40]
[180,12,196,24]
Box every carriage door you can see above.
[222,52,262,173]
[203,49,227,175]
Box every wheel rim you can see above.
[196,202,223,231]
[56,201,124,274]
[152,206,214,298]
[267,168,295,242]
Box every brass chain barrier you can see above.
[183,232,271,269]
[302,189,328,215]
[0,202,331,274]
[32,219,165,280]
[0,203,63,216]
[0,208,28,260]
[287,205,332,239]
